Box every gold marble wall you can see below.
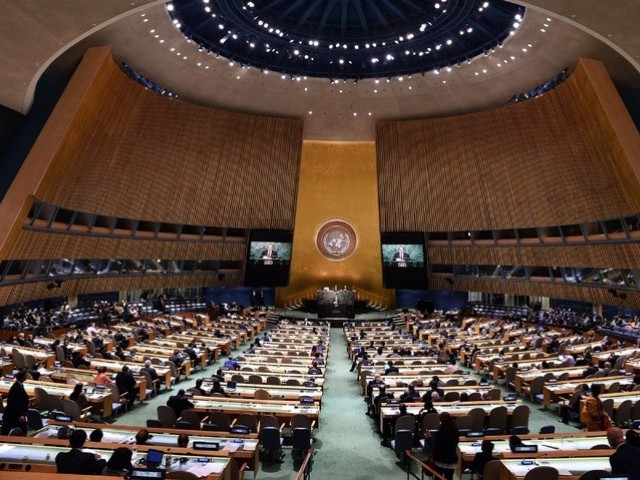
[276,140,393,307]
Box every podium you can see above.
[316,289,355,318]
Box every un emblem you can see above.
[316,220,357,261]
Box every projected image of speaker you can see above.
[381,232,427,289]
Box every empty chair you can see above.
[482,459,502,480]
[254,389,272,400]
[421,412,440,434]
[445,379,459,386]
[468,407,486,432]
[285,378,300,386]
[24,354,36,370]
[444,391,460,402]
[208,411,231,432]
[180,409,203,430]
[504,367,517,390]
[33,387,50,413]
[632,400,640,421]
[26,408,46,430]
[613,399,633,427]
[602,398,614,419]
[248,375,263,384]
[391,429,413,463]
[464,379,478,386]
[146,419,163,428]
[259,414,281,430]
[47,394,64,414]
[456,416,472,431]
[166,472,200,480]
[487,406,507,433]
[486,388,501,401]
[236,413,258,433]
[524,377,545,403]
[577,470,611,480]
[510,405,530,430]
[266,376,281,385]
[468,392,483,401]
[395,414,416,434]
[523,466,559,480]
[260,426,284,463]
[157,405,177,428]
[291,427,313,467]
[607,382,621,394]
[539,425,555,434]
[291,413,314,431]
[62,398,91,422]
[174,420,198,430]
[230,374,245,383]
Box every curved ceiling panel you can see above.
[169,0,524,79]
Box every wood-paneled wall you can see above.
[377,58,640,232]
[428,243,640,270]
[0,273,241,307]
[10,229,246,261]
[34,46,303,229]
[0,46,302,305]
[430,276,640,310]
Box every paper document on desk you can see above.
[187,462,225,476]
[243,441,258,451]
[223,442,240,452]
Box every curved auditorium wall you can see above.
[377,57,640,233]
[0,46,303,305]
[377,57,640,307]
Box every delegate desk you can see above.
[379,400,522,433]
[514,366,590,393]
[588,346,639,366]
[564,341,607,356]
[35,421,259,475]
[543,375,634,408]
[456,431,613,478]
[7,345,55,369]
[224,372,325,388]
[0,435,230,479]
[89,358,173,389]
[0,378,114,418]
[46,366,148,402]
[190,395,320,426]
[129,347,193,377]
[360,373,475,395]
[493,358,561,382]
[202,379,323,402]
[148,338,220,362]
[499,453,612,480]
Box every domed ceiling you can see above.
[168,0,524,79]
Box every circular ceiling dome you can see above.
[167,0,524,79]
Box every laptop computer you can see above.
[226,380,237,390]
[145,449,164,468]
[85,387,95,395]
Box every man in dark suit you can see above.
[56,429,106,474]
[393,246,411,263]
[167,389,194,417]
[0,370,29,435]
[260,244,278,262]
[384,360,399,375]
[610,429,640,480]
[115,365,137,409]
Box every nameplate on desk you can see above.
[513,445,538,453]
[193,441,221,451]
[503,394,517,401]
[466,431,484,438]
[55,415,73,422]
[129,468,166,479]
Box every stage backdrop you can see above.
[276,141,394,308]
